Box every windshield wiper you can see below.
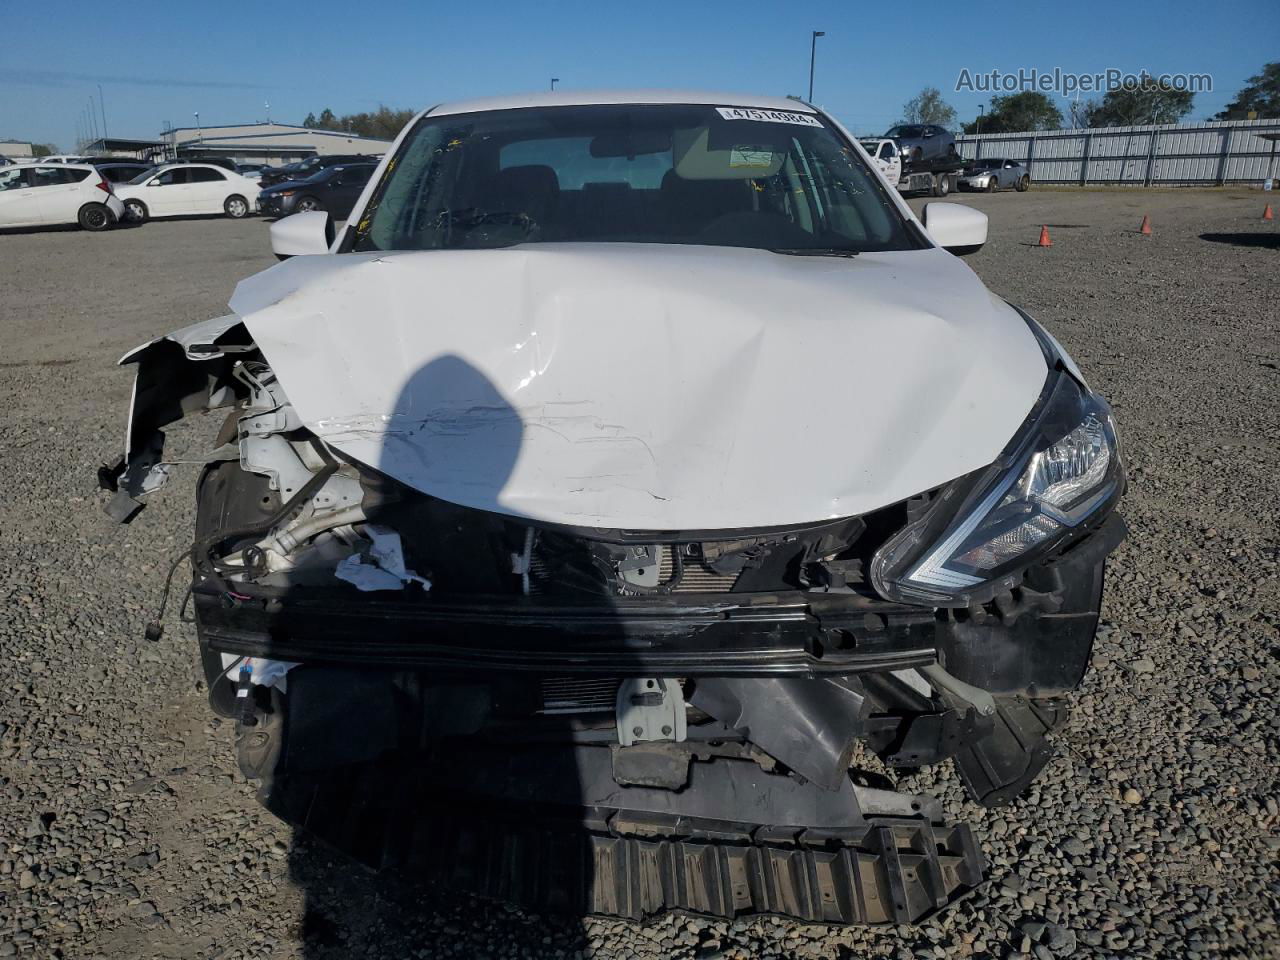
[768,247,861,258]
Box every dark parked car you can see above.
[258,163,376,219]
[95,162,154,184]
[884,123,958,166]
[258,154,378,188]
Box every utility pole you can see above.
[808,31,825,102]
[194,111,202,144]
[98,84,108,149]
[977,103,984,135]
[550,77,559,91]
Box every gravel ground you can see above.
[1,191,1277,959]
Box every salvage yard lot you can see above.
[0,191,1277,959]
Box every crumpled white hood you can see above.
[229,243,1046,530]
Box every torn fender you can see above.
[100,314,248,522]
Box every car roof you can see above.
[28,163,101,172]
[429,88,817,118]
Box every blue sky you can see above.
[2,0,1275,150]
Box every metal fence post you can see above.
[1215,126,1232,186]
[1143,129,1160,187]
[1026,135,1036,177]
[1079,132,1092,186]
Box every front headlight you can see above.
[871,372,1123,606]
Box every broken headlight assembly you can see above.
[871,370,1123,607]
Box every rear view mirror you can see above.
[589,129,672,158]
[922,202,987,256]
[269,210,334,260]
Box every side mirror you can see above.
[147,179,161,187]
[922,202,987,256]
[269,210,334,260]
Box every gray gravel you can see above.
[1,192,1277,959]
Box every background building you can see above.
[0,140,34,158]
[160,122,393,165]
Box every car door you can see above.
[187,166,229,212]
[1004,161,1021,187]
[329,165,373,218]
[0,167,40,225]
[878,142,901,185]
[146,167,192,214]
[29,166,90,224]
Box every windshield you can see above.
[886,125,923,138]
[970,159,1002,169]
[126,166,161,185]
[353,104,921,254]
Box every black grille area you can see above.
[538,678,620,715]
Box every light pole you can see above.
[808,31,825,102]
[194,111,202,144]
[98,83,108,149]
[976,103,985,135]
[550,77,559,91]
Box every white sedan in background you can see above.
[114,164,260,222]
[0,163,125,231]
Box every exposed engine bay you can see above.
[100,303,1125,924]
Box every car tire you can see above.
[124,199,149,224]
[295,196,321,213]
[77,203,112,232]
[986,176,998,193]
[1017,175,1031,192]
[932,173,950,197]
[224,195,250,219]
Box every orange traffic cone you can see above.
[1264,204,1275,221]
[1038,225,1052,247]
[1139,215,1152,235]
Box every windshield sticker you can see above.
[729,146,775,168]
[716,107,822,127]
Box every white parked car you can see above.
[104,90,1125,925]
[113,163,260,222]
[0,163,125,231]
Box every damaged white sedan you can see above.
[101,90,1125,925]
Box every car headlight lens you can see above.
[871,372,1122,606]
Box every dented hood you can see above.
[228,243,1046,530]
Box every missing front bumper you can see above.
[261,749,985,925]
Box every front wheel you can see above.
[986,176,998,193]
[77,203,112,231]
[294,196,321,213]
[224,195,250,219]
[1017,175,1031,192]
[123,199,149,223]
[932,173,950,197]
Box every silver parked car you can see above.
[959,158,1031,192]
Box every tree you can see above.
[30,143,57,157]
[1085,73,1194,127]
[298,105,416,139]
[962,92,1064,134]
[901,87,957,129]
[1214,62,1280,120]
